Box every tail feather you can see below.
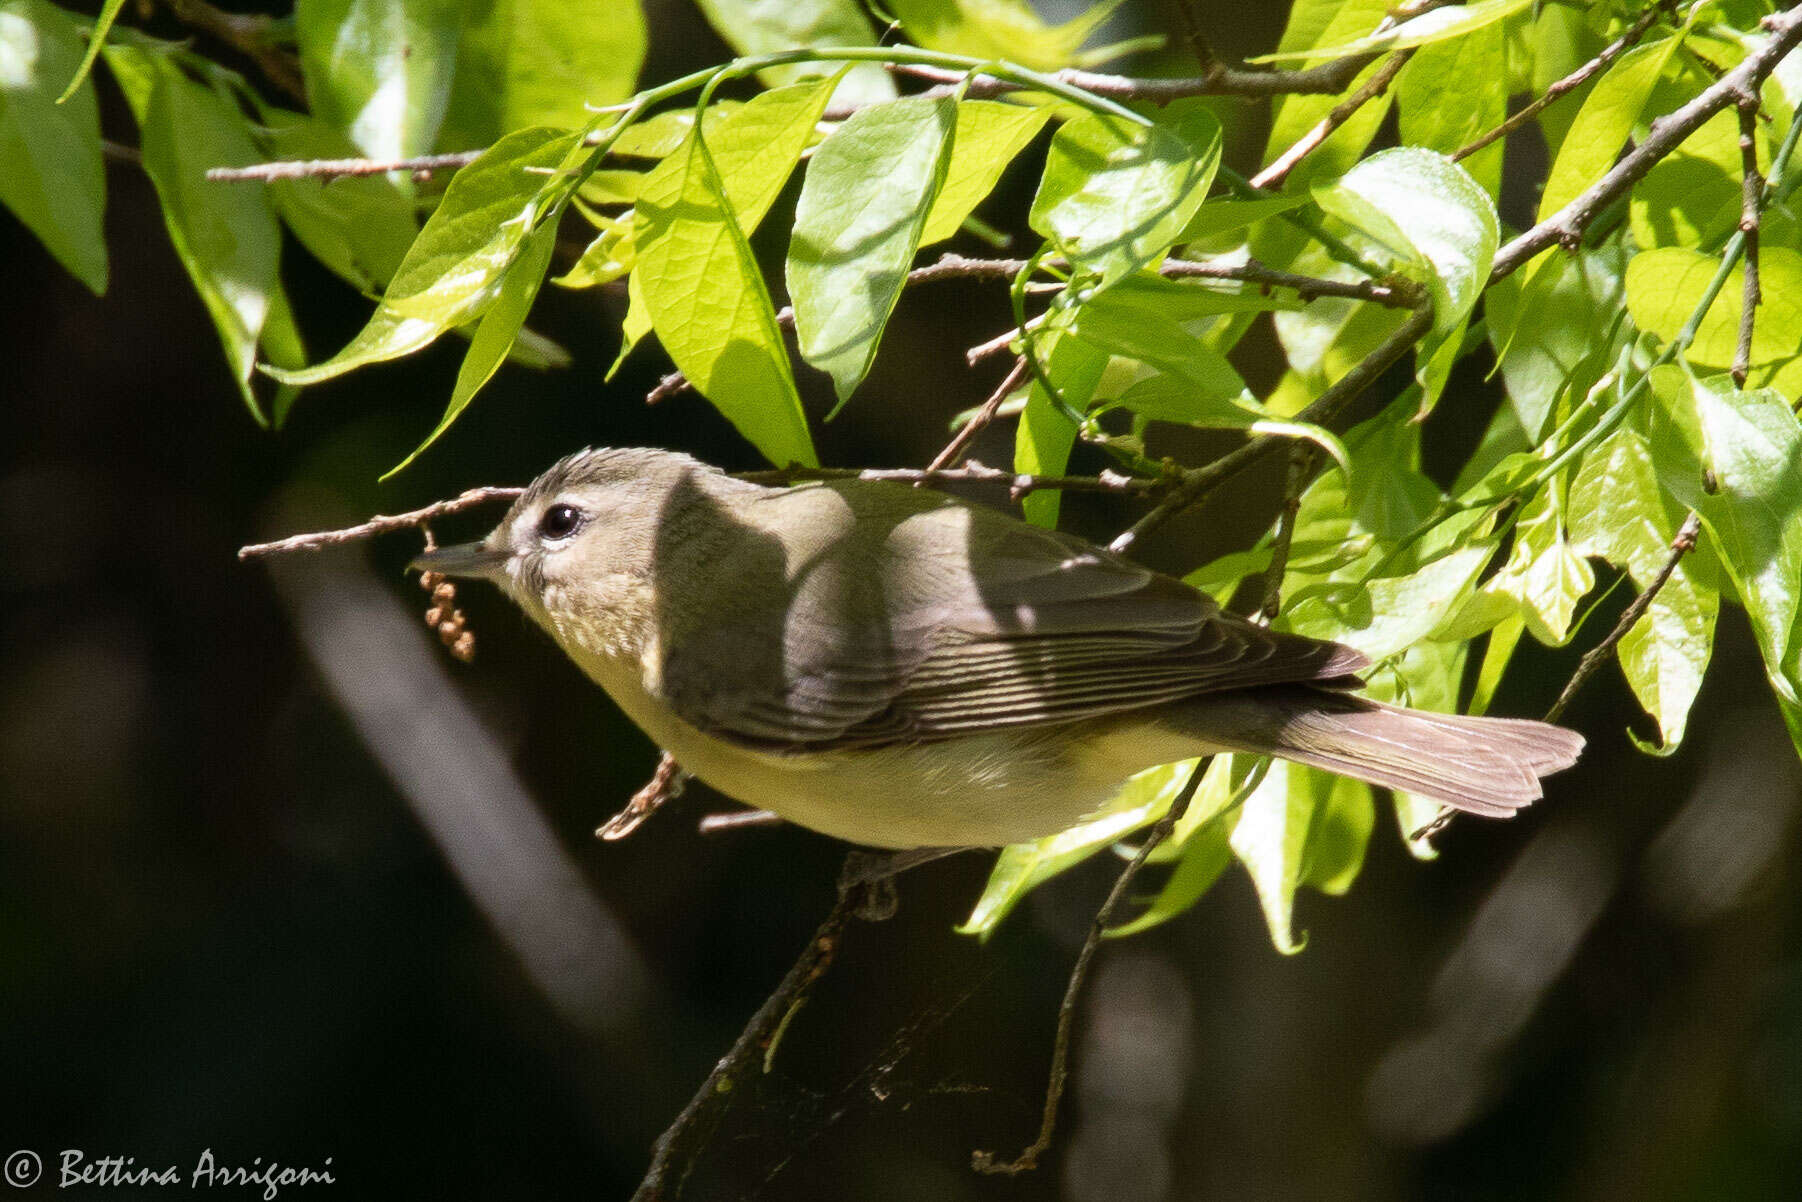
[1201,687,1585,818]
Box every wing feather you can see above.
[656,479,1366,750]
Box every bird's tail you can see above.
[1186,686,1585,817]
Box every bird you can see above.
[412,447,1583,850]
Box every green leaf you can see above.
[1625,246,1802,368]
[1484,242,1625,438]
[889,0,1148,72]
[918,101,1049,246]
[52,0,122,103]
[1649,372,1802,755]
[789,96,956,404]
[268,127,577,385]
[635,88,833,468]
[694,0,893,105]
[555,216,634,288]
[255,110,418,292]
[1482,487,1595,646]
[1394,16,1507,196]
[1619,554,1716,753]
[1014,325,1104,529]
[1250,0,1533,63]
[1313,147,1496,416]
[386,220,557,476]
[0,0,106,292]
[1175,194,1309,244]
[1261,0,1393,186]
[1228,760,1344,954]
[1629,108,1746,251]
[295,0,461,160]
[959,756,1177,937]
[1313,148,1497,338]
[1539,36,1687,221]
[105,42,285,421]
[1030,106,1221,291]
[439,0,646,150]
[1284,540,1497,661]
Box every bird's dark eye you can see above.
[538,503,583,540]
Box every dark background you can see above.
[4,2,1801,1199]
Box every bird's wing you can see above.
[656,483,1365,750]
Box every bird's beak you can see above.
[410,541,509,579]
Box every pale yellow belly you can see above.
[566,645,1193,848]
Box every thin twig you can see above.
[596,752,688,841]
[162,0,306,102]
[1109,303,1433,555]
[734,462,1163,499]
[929,357,1030,472]
[650,253,1413,407]
[1250,48,1415,191]
[1544,514,1702,724]
[208,150,487,183]
[1733,95,1765,387]
[630,860,866,1201]
[1491,6,1802,282]
[698,810,784,835]
[1258,445,1315,623]
[1452,1,1673,163]
[1168,0,1219,76]
[971,760,1210,1176]
[236,487,525,560]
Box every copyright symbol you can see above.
[3,1150,40,1188]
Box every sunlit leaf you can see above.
[636,85,836,467]
[0,0,106,293]
[1625,246,1802,368]
[1251,0,1533,63]
[439,0,646,150]
[267,127,577,385]
[889,0,1150,71]
[1482,487,1595,646]
[105,42,285,420]
[1262,0,1393,186]
[918,101,1049,246]
[1649,371,1802,755]
[295,0,461,161]
[1394,17,1506,196]
[694,0,893,105]
[1030,106,1221,291]
[789,95,956,403]
[386,220,558,476]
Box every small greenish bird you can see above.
[413,448,1582,850]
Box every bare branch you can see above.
[209,150,486,184]
[236,487,525,560]
[631,863,867,1201]
[1453,2,1673,163]
[1544,514,1703,725]
[162,0,305,102]
[734,462,1166,499]
[1733,95,1765,388]
[697,809,784,835]
[1491,6,1802,283]
[971,760,1209,1176]
[1258,445,1315,623]
[929,357,1030,472]
[1250,49,1415,191]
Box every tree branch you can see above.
[1491,6,1802,283]
[1544,513,1702,725]
[630,863,868,1201]
[1733,95,1765,388]
[1452,1,1673,163]
[161,0,305,103]
[971,760,1209,1176]
[236,487,525,560]
[1249,48,1414,191]
[929,357,1030,472]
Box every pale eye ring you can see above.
[538,503,583,540]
